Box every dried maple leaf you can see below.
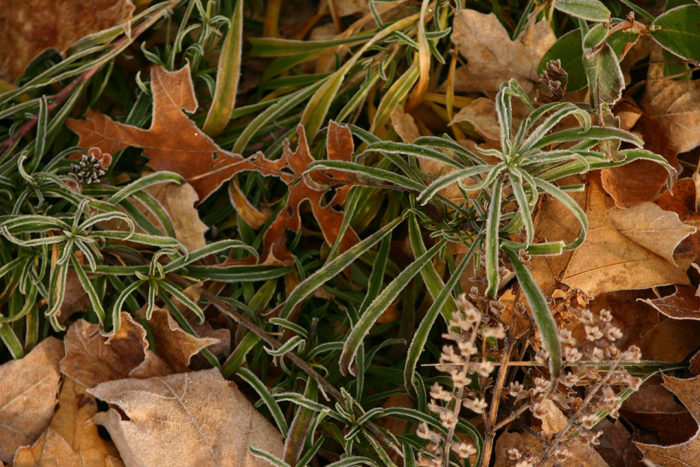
[90,369,284,467]
[0,338,63,463]
[451,10,555,95]
[67,65,360,262]
[637,374,700,466]
[530,176,692,298]
[0,0,134,81]
[13,378,123,466]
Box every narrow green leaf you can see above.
[281,214,404,319]
[485,177,504,297]
[340,239,445,376]
[238,367,289,436]
[505,248,562,379]
[203,0,244,136]
[404,246,475,395]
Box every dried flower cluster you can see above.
[417,295,505,466]
[505,302,643,465]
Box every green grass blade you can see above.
[485,176,504,297]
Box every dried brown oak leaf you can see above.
[530,176,692,298]
[451,9,555,95]
[90,368,284,467]
[0,337,63,463]
[494,399,607,466]
[262,121,360,262]
[13,377,123,467]
[637,374,700,466]
[67,65,360,263]
[0,0,134,81]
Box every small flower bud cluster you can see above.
[70,147,112,185]
[417,295,505,466]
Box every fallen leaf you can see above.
[601,115,680,207]
[142,307,219,372]
[637,374,700,466]
[66,65,252,203]
[146,182,208,252]
[0,0,134,81]
[59,313,149,388]
[450,97,500,142]
[622,375,697,446]
[0,338,64,463]
[607,202,696,265]
[594,419,643,467]
[390,106,420,143]
[90,369,284,466]
[656,178,700,261]
[260,122,360,262]
[56,270,91,322]
[639,318,700,362]
[642,47,700,155]
[13,378,123,466]
[331,0,368,17]
[451,10,555,95]
[556,177,690,298]
[641,285,700,320]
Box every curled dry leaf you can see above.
[0,337,63,462]
[0,0,134,81]
[60,313,149,388]
[142,307,219,372]
[641,285,700,320]
[13,378,123,466]
[642,47,700,155]
[90,369,284,467]
[451,10,555,95]
[637,374,700,466]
